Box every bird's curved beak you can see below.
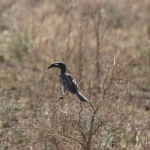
[47,63,59,69]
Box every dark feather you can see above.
[59,73,78,94]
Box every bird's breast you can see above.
[59,73,78,94]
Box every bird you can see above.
[47,62,88,102]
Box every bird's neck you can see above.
[60,71,66,74]
[60,65,67,74]
[60,67,67,74]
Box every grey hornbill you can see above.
[47,62,88,102]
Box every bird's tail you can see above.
[75,91,88,102]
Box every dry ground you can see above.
[0,0,150,149]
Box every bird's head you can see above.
[47,62,68,73]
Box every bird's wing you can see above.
[59,73,78,94]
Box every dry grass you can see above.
[0,0,150,149]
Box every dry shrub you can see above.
[0,0,150,150]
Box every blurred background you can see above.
[0,0,150,149]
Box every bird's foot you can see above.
[59,96,64,99]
